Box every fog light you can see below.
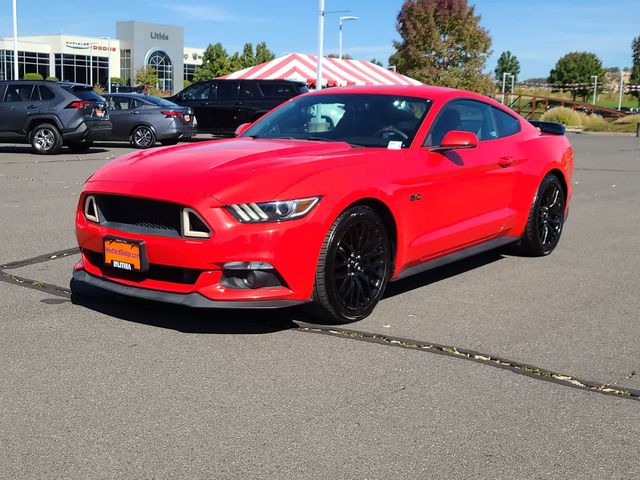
[223,261,274,270]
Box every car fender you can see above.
[26,115,64,134]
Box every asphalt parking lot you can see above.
[1,133,639,479]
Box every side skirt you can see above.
[393,236,517,282]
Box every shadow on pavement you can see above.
[384,250,506,299]
[71,291,298,335]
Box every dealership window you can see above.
[147,50,172,92]
[184,63,197,82]
[55,53,109,86]
[0,50,50,81]
[120,49,131,85]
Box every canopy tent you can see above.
[219,53,421,88]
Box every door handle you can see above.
[498,156,514,168]
[129,111,140,115]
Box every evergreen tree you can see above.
[494,51,520,92]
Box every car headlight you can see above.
[226,197,321,223]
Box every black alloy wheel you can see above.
[30,124,63,155]
[131,126,156,149]
[308,205,391,324]
[519,173,566,256]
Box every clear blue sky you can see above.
[1,0,637,79]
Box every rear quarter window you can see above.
[492,107,521,138]
[39,85,56,101]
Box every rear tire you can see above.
[68,141,93,153]
[517,173,566,256]
[30,124,62,155]
[306,206,390,324]
[131,125,156,148]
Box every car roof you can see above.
[305,84,502,104]
[192,79,306,86]
[104,93,150,99]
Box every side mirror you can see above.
[431,130,478,152]
[235,122,252,137]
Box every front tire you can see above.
[30,124,62,155]
[518,173,566,256]
[131,125,156,149]
[307,206,391,324]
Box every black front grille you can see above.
[94,195,182,237]
[85,249,202,285]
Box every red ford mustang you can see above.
[73,85,573,323]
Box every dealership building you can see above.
[0,21,205,93]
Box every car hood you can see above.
[87,138,363,204]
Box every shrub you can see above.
[93,84,106,95]
[23,72,43,80]
[613,114,640,125]
[183,79,192,89]
[46,76,59,82]
[581,114,610,132]
[110,76,124,86]
[540,107,583,127]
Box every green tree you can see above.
[389,0,494,94]
[23,72,43,80]
[193,43,232,80]
[134,66,161,95]
[370,58,384,67]
[327,53,353,59]
[494,51,520,92]
[630,36,640,107]
[241,43,255,68]
[549,51,605,101]
[255,42,275,64]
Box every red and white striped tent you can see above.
[219,53,420,88]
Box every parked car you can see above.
[0,80,111,154]
[166,79,307,136]
[73,85,573,324]
[102,93,197,148]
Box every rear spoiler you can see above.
[529,121,566,135]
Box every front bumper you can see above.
[75,182,328,307]
[72,270,305,308]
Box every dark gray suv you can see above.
[0,80,112,154]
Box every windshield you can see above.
[243,93,432,148]
[145,96,179,107]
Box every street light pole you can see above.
[12,0,19,80]
[501,72,511,104]
[338,16,358,59]
[618,70,624,111]
[509,74,515,106]
[591,75,598,106]
[316,0,325,91]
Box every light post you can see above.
[591,75,598,106]
[338,16,358,59]
[12,0,19,80]
[316,0,325,91]
[618,70,624,111]
[501,72,512,104]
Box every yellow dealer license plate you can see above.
[104,237,147,272]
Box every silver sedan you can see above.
[103,93,198,148]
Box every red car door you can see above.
[404,99,518,261]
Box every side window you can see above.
[38,85,56,101]
[426,99,498,146]
[216,81,239,100]
[259,83,295,97]
[4,84,34,103]
[240,82,260,99]
[108,96,134,110]
[492,107,520,138]
[181,83,210,100]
